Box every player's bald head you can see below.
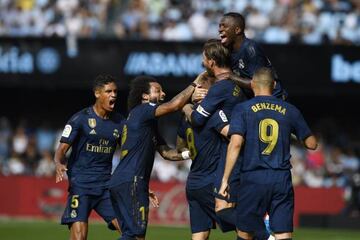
[252,68,274,89]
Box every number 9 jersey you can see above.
[228,95,312,171]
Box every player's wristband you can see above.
[181,150,191,160]
[190,82,197,88]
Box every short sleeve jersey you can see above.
[178,109,229,190]
[60,107,124,188]
[228,96,312,171]
[231,38,287,99]
[110,103,163,187]
[191,79,243,127]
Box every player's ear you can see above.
[210,59,215,68]
[235,26,241,35]
[94,88,101,98]
[142,93,149,101]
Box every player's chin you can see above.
[107,103,115,111]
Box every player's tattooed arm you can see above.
[157,137,190,161]
[182,103,194,123]
[54,142,70,183]
[229,72,251,89]
[155,83,197,117]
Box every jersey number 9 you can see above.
[259,118,279,155]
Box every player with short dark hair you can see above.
[219,12,287,100]
[55,74,124,240]
[109,75,197,240]
[219,68,317,240]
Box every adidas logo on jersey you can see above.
[89,129,97,135]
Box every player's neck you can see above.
[214,68,231,81]
[254,90,272,97]
[92,105,110,119]
[233,35,245,51]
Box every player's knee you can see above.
[70,222,87,240]
[192,231,210,240]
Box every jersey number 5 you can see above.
[259,118,279,155]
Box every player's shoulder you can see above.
[129,103,157,119]
[233,99,251,112]
[211,79,236,91]
[68,107,91,123]
[243,38,262,57]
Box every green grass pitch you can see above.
[0,219,360,240]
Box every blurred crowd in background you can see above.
[0,0,359,45]
[1,116,360,217]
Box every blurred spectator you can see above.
[6,151,26,175]
[35,150,55,177]
[0,0,359,45]
[12,125,28,155]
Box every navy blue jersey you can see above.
[228,96,312,171]
[110,103,164,187]
[178,109,229,190]
[191,79,243,127]
[60,107,124,188]
[231,38,286,99]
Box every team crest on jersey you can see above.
[71,209,77,218]
[238,59,245,69]
[88,118,96,128]
[113,129,119,138]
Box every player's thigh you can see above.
[186,186,216,234]
[61,189,92,225]
[110,181,149,238]
[235,179,270,233]
[269,171,294,233]
[93,189,117,230]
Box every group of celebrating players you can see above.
[54,12,318,240]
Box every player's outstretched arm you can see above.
[304,135,317,150]
[54,142,70,183]
[219,134,244,197]
[155,83,196,117]
[157,137,190,161]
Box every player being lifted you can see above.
[219,12,287,100]
[109,76,198,240]
[55,75,123,240]
[220,68,317,240]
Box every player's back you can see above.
[110,103,159,187]
[62,107,124,188]
[179,110,228,190]
[230,96,312,172]
[192,79,243,127]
